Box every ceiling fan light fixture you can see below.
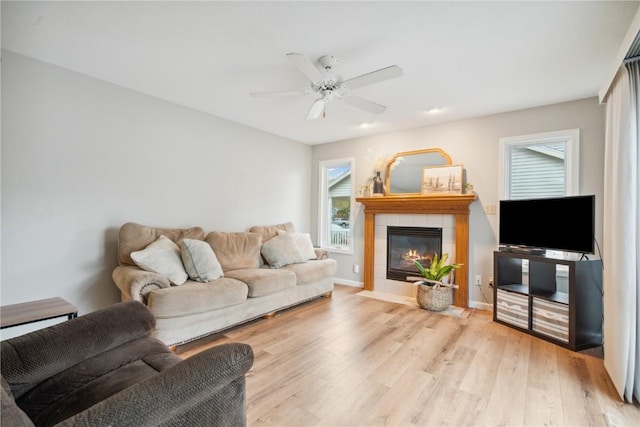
[318,55,338,71]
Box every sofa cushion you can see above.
[180,238,224,282]
[224,268,297,298]
[118,222,205,266]
[131,235,188,286]
[15,336,179,426]
[206,232,262,271]
[147,278,248,317]
[261,232,306,268]
[249,222,295,244]
[282,258,338,285]
[276,230,317,260]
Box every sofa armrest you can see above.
[112,265,170,303]
[58,343,254,427]
[1,302,155,399]
[314,248,329,260]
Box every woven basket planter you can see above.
[416,284,452,312]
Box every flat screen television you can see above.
[499,195,595,254]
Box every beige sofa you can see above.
[112,222,337,346]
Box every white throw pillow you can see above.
[276,230,317,260]
[131,235,188,286]
[261,232,306,268]
[180,238,224,282]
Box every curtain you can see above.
[603,62,640,403]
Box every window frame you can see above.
[318,157,355,254]
[498,129,580,200]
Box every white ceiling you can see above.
[2,1,638,145]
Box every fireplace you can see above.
[356,194,476,307]
[386,226,443,282]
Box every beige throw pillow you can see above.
[130,235,188,285]
[261,232,306,268]
[180,239,224,282]
[205,232,262,271]
[276,230,317,260]
[249,222,296,244]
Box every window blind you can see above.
[510,145,565,199]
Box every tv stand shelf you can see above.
[497,283,529,295]
[493,251,602,351]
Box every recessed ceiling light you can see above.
[424,107,443,114]
[359,122,374,128]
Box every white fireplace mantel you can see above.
[356,193,477,308]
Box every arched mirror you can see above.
[385,148,452,194]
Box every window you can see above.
[499,129,580,200]
[319,158,354,253]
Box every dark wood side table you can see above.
[1,297,78,329]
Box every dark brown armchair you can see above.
[1,301,253,426]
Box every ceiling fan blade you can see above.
[250,90,309,97]
[342,95,386,115]
[342,65,403,90]
[307,98,325,120]
[286,52,325,83]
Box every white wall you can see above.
[1,50,312,336]
[312,97,606,308]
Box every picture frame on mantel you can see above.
[422,164,463,195]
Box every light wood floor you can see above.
[177,285,640,426]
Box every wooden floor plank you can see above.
[523,337,564,426]
[177,284,640,426]
[478,330,531,426]
[364,367,434,426]
[410,344,479,426]
[368,325,436,387]
[556,350,607,426]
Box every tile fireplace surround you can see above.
[356,194,477,308]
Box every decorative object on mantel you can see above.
[358,182,372,197]
[464,182,474,193]
[410,253,462,312]
[386,148,451,195]
[372,171,385,196]
[365,149,395,174]
[421,164,464,195]
[364,149,401,197]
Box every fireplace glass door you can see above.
[386,226,443,281]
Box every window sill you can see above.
[324,247,353,255]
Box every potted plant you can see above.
[412,253,462,312]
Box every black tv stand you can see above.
[499,246,546,255]
[493,250,603,351]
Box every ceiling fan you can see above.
[250,53,403,120]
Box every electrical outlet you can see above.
[488,276,494,287]
[484,204,497,215]
[475,275,482,286]
[353,264,360,274]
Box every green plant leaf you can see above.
[414,253,462,282]
[440,253,449,266]
[414,260,426,275]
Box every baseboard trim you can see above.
[334,278,363,288]
[469,300,493,311]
